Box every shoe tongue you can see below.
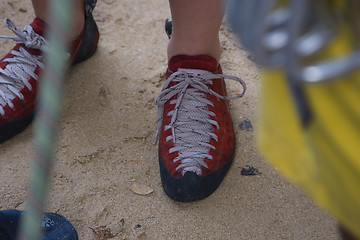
[31,17,46,36]
[168,55,218,73]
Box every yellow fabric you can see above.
[258,69,360,238]
[258,10,360,236]
[257,1,360,237]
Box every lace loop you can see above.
[0,18,46,50]
[154,69,246,174]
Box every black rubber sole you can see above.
[0,209,78,240]
[0,113,34,144]
[72,12,99,65]
[159,151,234,202]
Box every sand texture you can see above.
[0,0,340,239]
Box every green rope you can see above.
[18,0,73,239]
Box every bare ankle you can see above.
[167,36,221,62]
[32,0,85,41]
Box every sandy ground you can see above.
[0,0,341,239]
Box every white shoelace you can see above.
[0,18,46,116]
[154,68,246,175]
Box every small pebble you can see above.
[241,165,261,176]
[239,119,253,131]
[130,183,154,195]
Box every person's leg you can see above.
[156,0,246,202]
[0,0,99,143]
[31,0,85,39]
[167,0,224,61]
